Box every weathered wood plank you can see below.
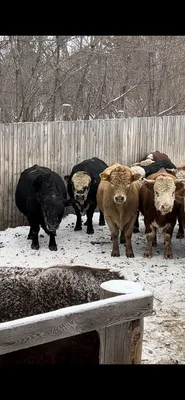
[99,280,146,364]
[0,290,153,355]
[1,116,185,229]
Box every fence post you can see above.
[98,279,147,364]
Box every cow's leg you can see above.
[133,211,140,233]
[105,217,120,256]
[124,219,136,258]
[99,210,105,226]
[86,205,96,234]
[176,215,184,239]
[30,223,40,250]
[27,227,33,240]
[164,225,175,259]
[152,227,157,247]
[49,233,57,251]
[144,223,156,258]
[120,229,126,244]
[73,204,82,231]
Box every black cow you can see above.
[15,165,68,251]
[133,159,177,233]
[142,159,176,176]
[64,157,108,234]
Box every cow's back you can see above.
[71,157,108,182]
[143,159,176,177]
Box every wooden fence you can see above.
[0,280,154,364]
[0,115,185,230]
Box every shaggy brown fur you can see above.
[0,264,124,365]
[97,164,141,258]
[0,264,124,322]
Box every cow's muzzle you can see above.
[159,204,172,214]
[114,195,126,204]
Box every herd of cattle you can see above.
[14,151,185,259]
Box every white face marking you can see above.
[72,172,91,203]
[154,176,175,214]
[147,153,154,160]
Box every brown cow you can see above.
[166,164,185,238]
[132,151,172,167]
[97,163,141,258]
[140,168,185,258]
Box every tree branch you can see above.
[93,85,138,119]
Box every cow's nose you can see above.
[115,195,125,202]
[161,204,172,212]
[76,194,84,200]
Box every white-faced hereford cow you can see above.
[97,163,141,258]
[166,164,185,239]
[131,158,177,233]
[64,157,108,234]
[139,168,185,259]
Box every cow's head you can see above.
[166,167,185,180]
[166,168,185,208]
[36,193,67,233]
[144,175,185,215]
[100,165,141,205]
[65,171,91,204]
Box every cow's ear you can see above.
[64,175,70,182]
[99,172,110,181]
[131,172,141,182]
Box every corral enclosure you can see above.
[0,115,185,230]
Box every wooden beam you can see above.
[0,289,153,355]
[99,280,148,364]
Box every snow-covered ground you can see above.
[0,212,185,364]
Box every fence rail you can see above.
[0,115,185,230]
[0,280,153,364]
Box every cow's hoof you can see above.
[74,226,82,231]
[31,243,39,250]
[176,232,184,239]
[133,227,140,233]
[99,221,105,226]
[49,245,57,251]
[111,251,120,257]
[126,251,134,258]
[144,251,152,258]
[164,252,173,259]
[87,229,94,234]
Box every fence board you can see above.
[0,290,153,355]
[0,116,185,230]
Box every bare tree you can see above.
[0,36,185,122]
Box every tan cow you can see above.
[140,168,185,258]
[97,163,141,258]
